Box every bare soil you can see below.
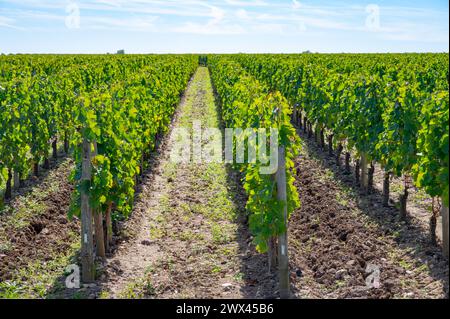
[288,130,448,299]
[0,157,78,296]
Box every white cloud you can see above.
[224,0,269,7]
[173,22,245,35]
[209,6,226,25]
[380,31,449,44]
[84,16,159,31]
[236,9,250,20]
[94,0,122,8]
[0,15,17,28]
[250,23,284,34]
[172,4,242,35]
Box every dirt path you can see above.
[0,157,79,298]
[88,67,275,299]
[288,131,449,299]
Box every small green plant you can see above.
[71,291,88,299]
[0,281,25,299]
[211,223,230,244]
[336,193,349,206]
[118,278,156,299]
[234,272,244,282]
[98,290,110,299]
[149,225,165,240]
[399,259,413,270]
[211,265,222,274]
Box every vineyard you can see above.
[0,53,448,299]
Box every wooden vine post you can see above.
[442,201,449,258]
[297,107,302,128]
[13,170,20,190]
[13,158,20,190]
[267,173,278,273]
[64,131,69,154]
[52,137,58,159]
[345,152,351,174]
[80,137,95,283]
[268,236,277,273]
[105,202,113,252]
[276,146,290,299]
[399,176,410,220]
[292,107,297,125]
[430,198,439,246]
[5,168,12,199]
[92,141,106,260]
[360,153,368,193]
[382,170,391,206]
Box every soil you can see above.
[288,129,449,298]
[0,157,78,284]
[371,163,443,242]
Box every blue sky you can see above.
[0,0,448,53]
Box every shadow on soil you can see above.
[293,121,448,298]
[0,148,71,212]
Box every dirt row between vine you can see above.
[0,157,79,298]
[288,129,448,298]
[60,66,277,299]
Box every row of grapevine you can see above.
[71,56,198,218]
[0,54,111,194]
[73,56,197,277]
[232,53,449,256]
[209,56,301,252]
[0,55,196,198]
[208,56,301,297]
[0,54,198,280]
